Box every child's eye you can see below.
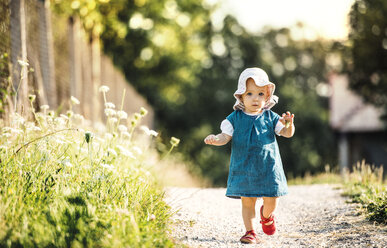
[246,92,252,96]
[259,92,264,96]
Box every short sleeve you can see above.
[270,111,283,136]
[275,121,284,136]
[270,110,281,127]
[220,119,234,136]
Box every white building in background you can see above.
[329,74,386,172]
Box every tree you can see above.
[52,1,337,185]
[348,0,387,117]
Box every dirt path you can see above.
[165,184,386,248]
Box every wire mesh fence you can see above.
[1,0,154,127]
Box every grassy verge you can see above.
[287,165,342,185]
[341,161,386,225]
[288,162,386,225]
[0,87,177,247]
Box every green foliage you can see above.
[344,183,386,224]
[348,0,387,117]
[52,1,337,185]
[0,90,175,246]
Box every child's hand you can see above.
[204,134,219,145]
[280,111,294,128]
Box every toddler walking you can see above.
[204,67,295,244]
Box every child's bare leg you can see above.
[241,197,258,230]
[262,197,278,224]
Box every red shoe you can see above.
[240,230,258,244]
[260,206,276,235]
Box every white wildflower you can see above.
[121,131,131,139]
[12,114,25,126]
[80,147,88,154]
[116,145,136,159]
[55,117,66,127]
[116,208,130,215]
[132,146,143,155]
[147,214,156,221]
[55,137,66,144]
[64,161,73,167]
[104,108,116,117]
[94,122,106,132]
[117,110,128,119]
[140,125,150,134]
[99,85,110,93]
[11,128,23,135]
[17,59,29,67]
[140,125,158,137]
[71,96,80,105]
[118,125,127,133]
[104,133,113,140]
[40,105,49,111]
[149,130,158,137]
[105,102,115,109]
[73,114,84,125]
[60,114,69,120]
[33,126,41,131]
[61,157,73,167]
[107,148,117,157]
[110,117,118,124]
[2,133,11,138]
[101,163,114,170]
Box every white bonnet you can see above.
[233,67,279,110]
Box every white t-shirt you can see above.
[220,111,285,136]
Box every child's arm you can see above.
[204,133,232,146]
[279,111,295,138]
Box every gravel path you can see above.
[165,185,386,248]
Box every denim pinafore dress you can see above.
[225,110,288,199]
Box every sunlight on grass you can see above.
[287,165,342,185]
[342,160,386,225]
[0,85,177,246]
[288,161,386,225]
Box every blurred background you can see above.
[1,0,386,186]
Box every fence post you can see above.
[68,16,82,113]
[10,0,28,114]
[91,34,101,123]
[38,0,56,108]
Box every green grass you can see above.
[288,162,386,225]
[0,88,178,247]
[342,161,386,225]
[287,165,342,185]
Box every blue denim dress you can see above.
[225,110,288,199]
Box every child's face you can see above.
[240,78,270,114]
